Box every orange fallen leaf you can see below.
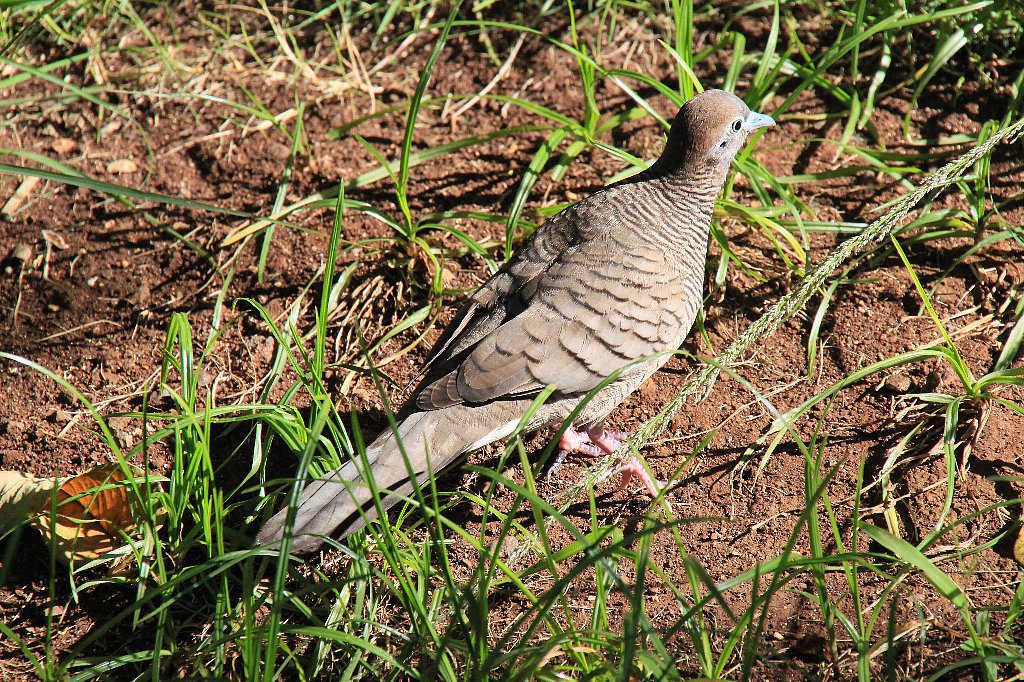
[33,463,157,564]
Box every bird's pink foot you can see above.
[608,455,664,498]
[557,426,607,457]
[547,426,664,497]
[547,426,601,482]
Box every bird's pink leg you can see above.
[548,426,664,497]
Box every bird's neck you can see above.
[607,159,725,253]
[654,163,722,228]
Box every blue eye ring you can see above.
[730,118,743,133]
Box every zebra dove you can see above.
[258,89,775,552]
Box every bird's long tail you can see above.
[256,406,515,553]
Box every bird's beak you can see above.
[745,111,776,130]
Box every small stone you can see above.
[267,142,292,160]
[884,374,912,393]
[12,243,32,262]
[197,369,215,388]
[500,534,520,560]
[52,138,77,154]
[108,416,133,432]
[148,388,173,406]
[99,120,122,136]
[106,159,138,174]
[46,409,69,423]
[440,267,459,288]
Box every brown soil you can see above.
[1,5,1022,680]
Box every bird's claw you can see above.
[546,449,569,483]
[548,427,664,498]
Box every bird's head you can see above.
[656,89,775,179]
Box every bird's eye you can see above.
[730,118,743,133]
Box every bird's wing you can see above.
[415,228,690,410]
[414,201,595,381]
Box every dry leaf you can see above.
[34,463,150,563]
[1015,522,1024,566]
[0,471,58,535]
[106,159,138,174]
[57,464,134,535]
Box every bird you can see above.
[257,89,775,553]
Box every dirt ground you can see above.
[1,5,1022,679]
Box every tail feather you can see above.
[256,410,458,552]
